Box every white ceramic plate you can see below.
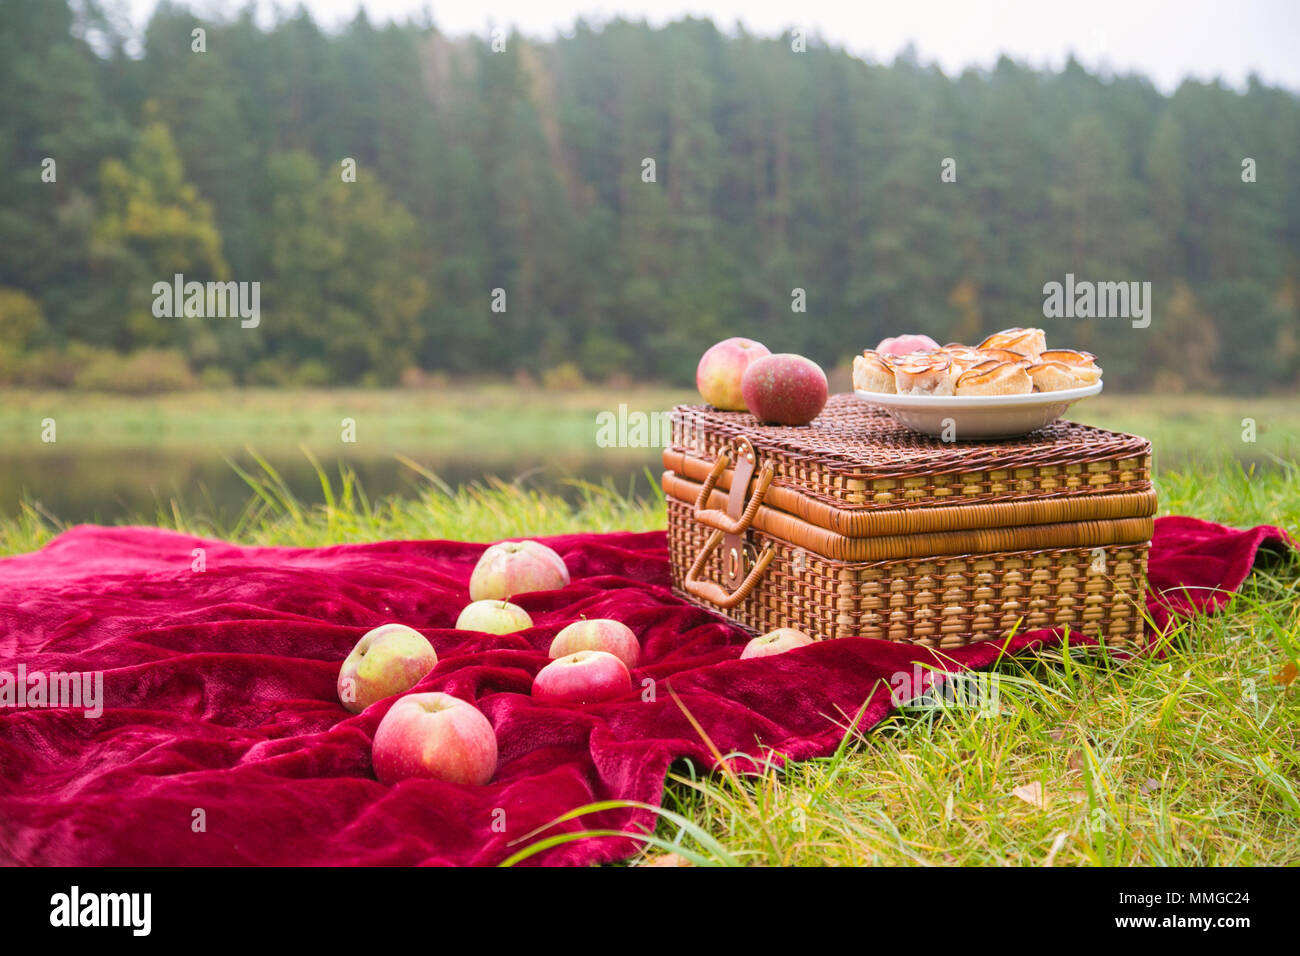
[854,382,1103,439]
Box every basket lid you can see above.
[669,393,1151,511]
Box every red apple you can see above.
[337,623,438,714]
[549,619,640,669]
[455,599,533,634]
[740,627,816,659]
[741,353,828,426]
[696,337,771,410]
[371,692,498,786]
[877,334,940,357]
[469,540,570,601]
[532,650,632,705]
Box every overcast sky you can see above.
[124,0,1300,93]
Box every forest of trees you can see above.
[1,0,1298,392]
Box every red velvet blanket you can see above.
[0,517,1291,866]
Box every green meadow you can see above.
[0,386,1295,455]
[3,386,1297,523]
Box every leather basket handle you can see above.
[683,529,776,610]
[693,451,775,536]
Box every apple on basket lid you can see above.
[696,337,771,411]
[741,354,828,426]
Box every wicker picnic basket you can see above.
[663,393,1155,648]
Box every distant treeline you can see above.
[1,0,1298,391]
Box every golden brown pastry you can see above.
[1038,348,1098,367]
[976,327,1047,359]
[859,331,1102,398]
[892,353,957,396]
[853,350,897,393]
[954,361,1033,396]
[976,347,1034,368]
[1027,349,1102,391]
[939,346,986,374]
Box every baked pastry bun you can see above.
[976,327,1047,359]
[1038,348,1098,367]
[954,361,1033,396]
[892,353,957,396]
[976,347,1033,368]
[853,350,896,393]
[939,346,986,374]
[859,330,1102,397]
[1027,349,1102,391]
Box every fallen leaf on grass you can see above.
[1273,661,1298,686]
[1012,782,1048,809]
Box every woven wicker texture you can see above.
[671,393,1152,509]
[665,393,1153,647]
[663,449,1156,536]
[664,472,1155,561]
[668,498,1148,646]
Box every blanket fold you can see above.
[0,517,1291,866]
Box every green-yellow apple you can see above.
[371,692,498,786]
[548,619,640,669]
[696,337,771,410]
[532,650,632,705]
[455,599,533,634]
[741,353,828,426]
[469,540,570,601]
[337,623,438,714]
[740,627,816,659]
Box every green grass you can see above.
[2,450,1296,867]
[635,561,1299,866]
[0,455,667,556]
